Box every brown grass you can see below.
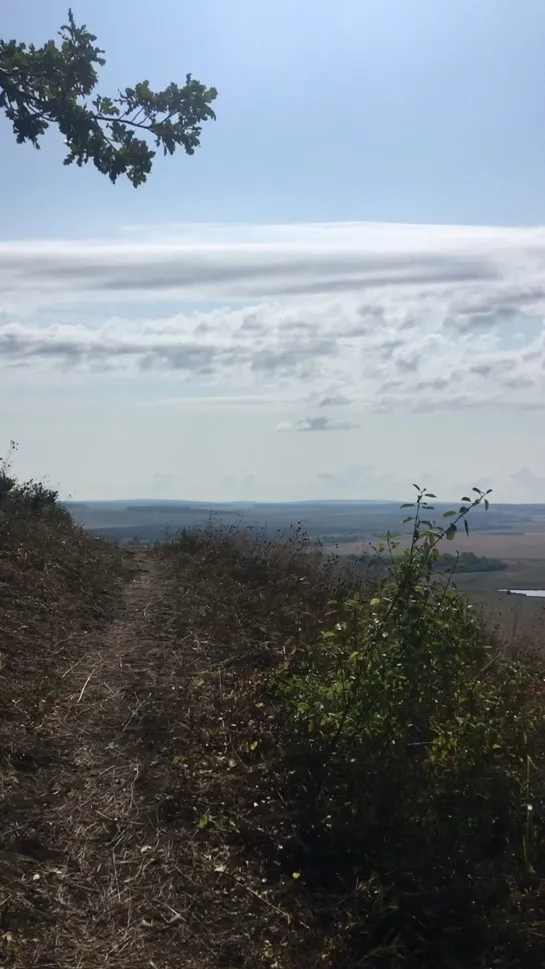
[143,529,545,969]
[0,501,126,965]
[3,506,545,968]
[0,512,363,967]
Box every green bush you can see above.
[275,486,545,961]
[0,442,69,531]
[433,550,508,572]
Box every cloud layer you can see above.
[3,221,545,413]
[2,220,545,303]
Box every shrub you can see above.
[0,442,70,537]
[274,486,545,963]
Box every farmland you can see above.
[68,497,545,640]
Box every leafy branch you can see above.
[0,9,217,185]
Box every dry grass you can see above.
[0,503,355,967]
[1,513,364,967]
[127,527,366,969]
[0,500,126,965]
[142,528,545,969]
[3,504,545,968]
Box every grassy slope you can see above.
[3,498,545,968]
[0,495,127,962]
[147,527,545,969]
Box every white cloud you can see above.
[2,220,545,306]
[3,221,545,415]
[319,393,351,407]
[277,414,360,432]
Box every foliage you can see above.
[0,441,67,523]
[0,439,16,500]
[0,9,217,185]
[273,486,545,965]
[433,550,508,572]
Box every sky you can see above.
[2,0,545,502]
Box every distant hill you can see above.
[65,498,545,547]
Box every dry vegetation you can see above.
[3,475,545,968]
[0,475,126,964]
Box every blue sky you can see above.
[2,0,545,501]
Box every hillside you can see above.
[3,480,545,967]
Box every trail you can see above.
[28,550,201,969]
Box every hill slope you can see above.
[3,495,545,968]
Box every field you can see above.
[332,532,545,560]
[69,498,545,641]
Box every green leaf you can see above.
[464,519,469,536]
[0,12,218,186]
[370,597,381,607]
[442,510,457,518]
[249,740,258,751]
[401,503,415,509]
[446,525,457,540]
[461,496,471,502]
[484,498,490,511]
[198,815,209,829]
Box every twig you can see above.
[112,849,121,902]
[231,873,293,924]
[62,652,91,679]
[77,671,94,703]
[122,693,151,732]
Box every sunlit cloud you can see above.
[2,221,545,414]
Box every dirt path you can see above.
[22,550,203,969]
[6,542,297,969]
